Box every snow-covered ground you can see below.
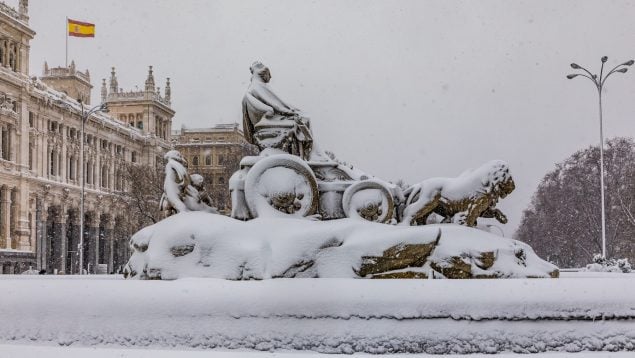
[1,344,633,358]
[1,272,633,355]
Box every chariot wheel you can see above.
[342,180,394,223]
[244,154,319,218]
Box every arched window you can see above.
[137,121,143,129]
[205,155,211,166]
[192,156,199,166]
[218,177,225,184]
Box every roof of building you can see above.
[172,123,243,136]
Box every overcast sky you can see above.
[22,0,635,236]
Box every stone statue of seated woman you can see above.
[242,62,314,160]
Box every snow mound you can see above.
[124,212,557,280]
[585,254,632,273]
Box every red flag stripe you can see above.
[68,33,95,38]
[68,18,94,27]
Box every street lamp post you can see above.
[567,56,634,259]
[56,99,108,274]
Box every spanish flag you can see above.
[68,18,95,38]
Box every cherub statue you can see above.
[159,150,190,215]
[159,151,220,216]
[186,174,218,213]
[242,61,314,160]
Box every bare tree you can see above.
[515,137,635,268]
[118,163,165,227]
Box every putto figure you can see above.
[242,61,314,160]
[159,150,218,215]
[159,150,190,215]
[187,174,218,213]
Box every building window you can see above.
[218,177,225,184]
[28,112,34,128]
[131,151,137,163]
[137,121,143,129]
[49,151,55,175]
[192,156,199,166]
[218,154,224,165]
[101,166,107,187]
[205,155,211,166]
[28,144,33,170]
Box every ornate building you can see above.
[171,124,257,212]
[0,1,173,274]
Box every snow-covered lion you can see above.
[400,160,515,227]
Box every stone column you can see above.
[52,206,67,274]
[19,97,29,168]
[35,197,47,271]
[106,216,115,273]
[95,155,101,189]
[61,144,67,182]
[66,209,79,275]
[9,189,17,249]
[0,124,4,160]
[109,162,115,191]
[9,124,16,162]
[0,186,7,248]
[86,211,100,273]
[1,186,11,249]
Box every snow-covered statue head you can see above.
[400,160,515,227]
[481,160,515,199]
[250,61,271,83]
[164,150,187,166]
[190,173,204,189]
[242,62,314,160]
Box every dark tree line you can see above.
[515,137,635,268]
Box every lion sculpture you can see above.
[400,160,515,227]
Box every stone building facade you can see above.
[172,124,257,212]
[0,1,173,274]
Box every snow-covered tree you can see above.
[515,137,635,268]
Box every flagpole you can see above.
[65,17,68,67]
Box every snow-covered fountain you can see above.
[124,62,558,280]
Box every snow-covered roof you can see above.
[29,77,154,142]
[173,123,242,135]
